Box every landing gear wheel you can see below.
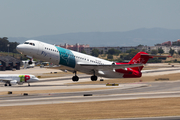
[4,84,7,86]
[91,75,97,81]
[9,84,11,86]
[28,83,30,86]
[72,76,79,82]
[28,61,32,64]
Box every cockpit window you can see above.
[24,42,35,46]
[24,42,29,44]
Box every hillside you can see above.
[7,28,180,47]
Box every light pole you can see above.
[7,44,9,56]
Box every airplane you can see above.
[0,74,39,86]
[16,40,169,82]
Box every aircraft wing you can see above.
[46,65,75,73]
[0,78,12,81]
[79,63,143,70]
[0,78,12,83]
[46,64,143,72]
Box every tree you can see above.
[91,49,100,57]
[158,48,164,55]
[178,50,180,55]
[107,48,121,56]
[81,49,86,54]
[151,50,158,55]
[0,37,19,53]
[107,54,113,59]
[120,53,126,60]
[137,44,144,47]
[100,50,103,54]
[126,48,139,54]
[169,48,175,56]
[123,49,140,60]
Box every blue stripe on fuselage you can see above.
[55,46,76,68]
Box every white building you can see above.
[150,46,180,53]
[84,46,137,54]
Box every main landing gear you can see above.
[91,70,98,81]
[72,71,79,82]
[91,75,97,81]
[4,83,11,86]
[72,70,98,82]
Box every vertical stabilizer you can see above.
[128,52,152,71]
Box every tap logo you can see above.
[19,75,30,82]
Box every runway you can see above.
[0,79,180,106]
[0,66,180,106]
[1,65,180,119]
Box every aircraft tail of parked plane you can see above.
[16,40,170,82]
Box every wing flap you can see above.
[79,63,143,70]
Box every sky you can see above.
[0,0,180,38]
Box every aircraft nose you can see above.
[29,78,39,83]
[16,44,25,53]
[33,78,39,82]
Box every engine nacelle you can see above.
[28,60,32,65]
[10,80,18,85]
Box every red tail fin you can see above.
[128,52,152,71]
[115,52,171,78]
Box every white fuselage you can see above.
[0,74,39,85]
[17,40,124,78]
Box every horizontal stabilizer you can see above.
[141,54,171,58]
